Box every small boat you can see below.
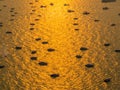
[102,0,116,2]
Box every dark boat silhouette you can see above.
[102,0,116,2]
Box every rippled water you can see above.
[0,0,120,90]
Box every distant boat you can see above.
[102,0,116,2]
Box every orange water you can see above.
[0,0,120,90]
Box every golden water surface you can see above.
[0,0,120,90]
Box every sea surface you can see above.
[0,0,120,90]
